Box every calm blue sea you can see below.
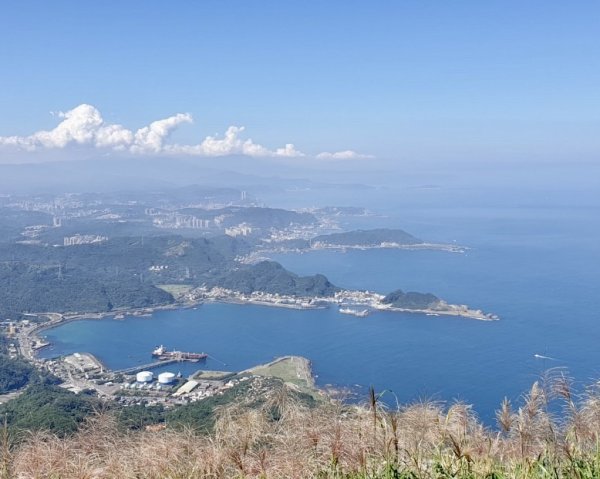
[39,171,600,423]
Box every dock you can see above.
[115,346,209,375]
[115,359,181,375]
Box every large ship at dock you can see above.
[152,345,208,362]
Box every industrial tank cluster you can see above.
[136,371,153,383]
[135,371,176,384]
[158,372,176,384]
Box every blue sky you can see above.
[0,1,599,162]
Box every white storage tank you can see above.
[136,371,154,383]
[158,372,176,384]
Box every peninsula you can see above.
[187,266,498,321]
[257,228,467,254]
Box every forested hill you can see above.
[0,207,53,242]
[0,262,173,316]
[0,235,250,317]
[211,261,340,297]
[312,228,423,247]
[382,289,441,310]
[0,236,340,317]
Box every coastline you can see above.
[248,242,467,260]
[201,297,326,310]
[24,285,498,362]
[19,296,494,406]
[27,289,497,350]
[372,304,499,321]
[188,287,498,321]
[22,302,192,360]
[308,242,467,253]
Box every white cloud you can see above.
[315,150,374,160]
[274,143,304,157]
[0,104,308,158]
[163,126,305,158]
[131,113,193,154]
[0,104,107,150]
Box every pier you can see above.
[115,359,181,375]
[115,346,209,375]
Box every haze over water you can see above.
[40,165,600,423]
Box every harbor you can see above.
[115,346,209,374]
[113,346,210,374]
[115,358,182,375]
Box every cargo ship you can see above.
[152,345,208,362]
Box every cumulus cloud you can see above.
[166,126,305,158]
[131,113,193,153]
[0,104,106,150]
[0,104,374,160]
[0,104,306,158]
[315,150,374,160]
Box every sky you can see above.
[0,1,599,164]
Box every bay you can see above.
[39,179,600,423]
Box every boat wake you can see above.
[534,354,559,361]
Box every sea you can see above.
[38,163,600,423]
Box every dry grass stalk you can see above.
[6,375,600,478]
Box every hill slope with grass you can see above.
[2,375,600,478]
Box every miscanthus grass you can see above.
[5,372,600,478]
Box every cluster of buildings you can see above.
[152,213,212,230]
[0,319,36,359]
[116,374,248,408]
[148,265,169,272]
[189,287,325,309]
[265,222,334,243]
[225,223,253,237]
[63,234,108,246]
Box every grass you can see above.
[193,370,235,380]
[4,371,600,478]
[245,356,317,396]
[155,284,193,298]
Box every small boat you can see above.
[534,354,557,361]
[339,307,369,317]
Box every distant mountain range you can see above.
[0,157,376,194]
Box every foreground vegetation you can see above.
[2,372,600,478]
[0,355,36,394]
[1,383,100,439]
[0,338,53,394]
